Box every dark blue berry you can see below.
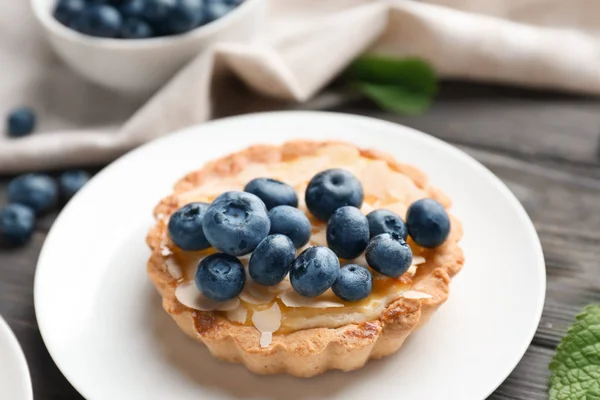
[53,0,86,26]
[406,198,450,248]
[119,0,144,18]
[71,5,123,38]
[289,246,340,297]
[141,0,177,22]
[365,233,412,278]
[267,205,311,248]
[305,169,363,221]
[205,2,233,22]
[168,202,211,251]
[164,0,206,34]
[6,107,36,138]
[249,234,296,286]
[7,174,58,215]
[326,206,369,259]
[59,170,90,200]
[332,264,372,302]
[367,209,407,240]
[0,204,36,246]
[120,17,154,38]
[202,191,270,256]
[195,253,245,301]
[244,178,298,210]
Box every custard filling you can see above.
[160,144,431,339]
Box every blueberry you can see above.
[367,209,407,240]
[326,206,369,259]
[195,253,245,301]
[0,204,36,246]
[141,0,177,22]
[120,17,154,38]
[289,246,340,297]
[244,178,298,210]
[164,0,206,34]
[365,233,412,278]
[305,169,364,221]
[268,205,311,248]
[332,264,372,302]
[7,174,58,214]
[53,0,86,26]
[168,202,211,251]
[71,5,123,38]
[119,0,144,17]
[205,2,233,22]
[59,170,90,200]
[249,234,296,286]
[6,107,36,138]
[406,198,450,248]
[202,191,270,256]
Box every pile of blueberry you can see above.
[168,168,451,302]
[53,0,243,39]
[0,172,90,246]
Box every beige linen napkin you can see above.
[1,0,600,173]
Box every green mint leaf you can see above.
[549,304,600,400]
[354,83,433,115]
[344,56,438,115]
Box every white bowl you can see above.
[31,0,266,94]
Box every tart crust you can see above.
[146,140,464,377]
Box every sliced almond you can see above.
[260,332,273,348]
[175,281,240,311]
[252,302,281,333]
[412,256,426,265]
[279,290,345,308]
[226,306,248,324]
[402,290,433,299]
[165,258,183,280]
[361,161,389,198]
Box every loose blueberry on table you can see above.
[0,204,36,246]
[59,170,91,201]
[53,0,244,39]
[6,107,36,138]
[7,174,58,215]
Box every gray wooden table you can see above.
[1,82,599,399]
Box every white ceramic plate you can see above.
[35,111,545,400]
[0,317,33,400]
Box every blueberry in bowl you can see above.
[195,252,246,301]
[406,198,451,248]
[289,246,340,297]
[32,0,266,93]
[305,168,364,221]
[326,205,369,259]
[249,234,296,286]
[267,205,311,248]
[7,174,59,215]
[202,191,270,256]
[168,202,211,251]
[365,233,413,278]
